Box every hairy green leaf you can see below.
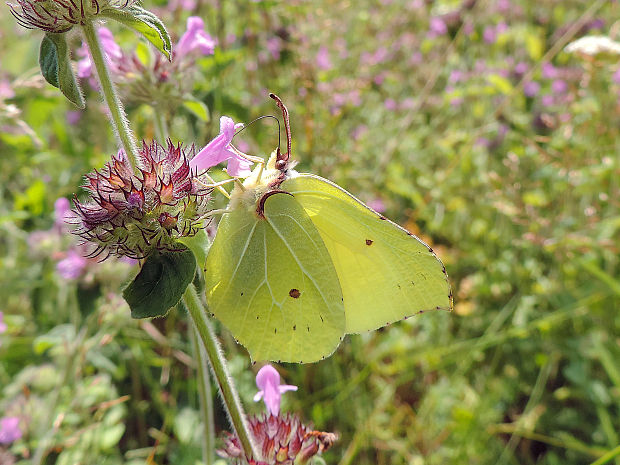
[39,33,85,108]
[123,247,196,319]
[101,6,172,59]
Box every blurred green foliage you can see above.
[1,0,619,464]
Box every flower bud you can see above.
[9,0,135,33]
[71,141,211,259]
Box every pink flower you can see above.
[316,46,332,70]
[483,25,497,44]
[190,116,253,177]
[77,27,122,81]
[613,67,620,84]
[367,198,386,213]
[253,365,297,416]
[0,417,22,444]
[384,98,398,111]
[523,81,540,97]
[56,250,88,280]
[0,311,6,334]
[176,16,215,59]
[428,17,447,37]
[54,197,71,229]
[0,79,14,100]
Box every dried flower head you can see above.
[71,141,211,259]
[218,414,337,465]
[8,0,134,33]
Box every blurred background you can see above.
[1,0,619,464]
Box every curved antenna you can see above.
[269,93,291,170]
[233,115,280,147]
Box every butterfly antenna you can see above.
[233,115,280,143]
[269,93,291,170]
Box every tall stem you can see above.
[190,325,215,465]
[81,19,140,170]
[183,284,260,461]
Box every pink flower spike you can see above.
[56,250,88,280]
[54,197,71,228]
[190,116,252,177]
[0,311,7,334]
[0,417,22,444]
[176,16,216,59]
[253,365,298,416]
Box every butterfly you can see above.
[204,95,452,363]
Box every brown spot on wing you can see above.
[365,239,373,246]
[289,288,301,298]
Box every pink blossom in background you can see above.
[497,0,511,13]
[56,250,88,280]
[373,72,387,85]
[428,17,447,37]
[77,27,122,82]
[523,81,540,97]
[410,52,423,65]
[367,198,386,213]
[514,62,528,75]
[0,79,14,99]
[483,26,497,44]
[0,417,22,444]
[66,110,82,125]
[541,94,554,106]
[613,68,620,84]
[450,96,464,107]
[316,46,332,70]
[266,37,282,60]
[176,17,216,59]
[168,0,196,10]
[190,116,252,177]
[541,63,558,79]
[253,365,297,416]
[401,97,415,109]
[449,70,465,84]
[552,79,568,94]
[54,197,71,229]
[351,124,368,141]
[0,311,6,334]
[384,98,398,111]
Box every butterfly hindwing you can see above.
[281,174,452,334]
[205,191,345,363]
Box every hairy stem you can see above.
[190,324,216,465]
[81,19,139,169]
[183,284,260,461]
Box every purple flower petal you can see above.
[176,16,216,59]
[0,417,22,444]
[56,250,87,280]
[253,365,297,416]
[190,116,251,177]
[0,311,6,334]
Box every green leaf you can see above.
[183,98,210,122]
[123,247,196,319]
[39,33,85,108]
[101,6,172,59]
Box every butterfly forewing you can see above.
[204,192,345,363]
[282,174,452,334]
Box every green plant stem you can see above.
[81,19,139,170]
[591,445,620,465]
[190,324,215,465]
[153,109,168,145]
[183,284,260,461]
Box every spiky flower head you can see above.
[71,141,211,260]
[8,0,134,33]
[218,414,337,465]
